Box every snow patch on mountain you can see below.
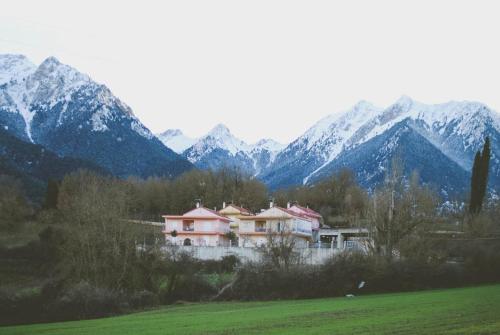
[130,119,154,139]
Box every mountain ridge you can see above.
[0,54,194,179]
[1,54,498,198]
[158,123,285,176]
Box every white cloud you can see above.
[1,0,499,143]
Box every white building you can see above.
[238,204,314,248]
[163,205,231,247]
[218,203,254,235]
[287,203,322,242]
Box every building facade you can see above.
[238,205,314,248]
[218,203,254,235]
[163,206,231,247]
[288,204,322,242]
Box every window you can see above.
[183,220,194,231]
[255,221,266,232]
[183,238,192,246]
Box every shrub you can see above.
[0,287,44,326]
[200,255,241,273]
[50,281,127,320]
[129,290,159,309]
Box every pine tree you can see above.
[477,137,491,211]
[469,137,491,215]
[469,151,481,214]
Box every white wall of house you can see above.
[163,207,231,247]
[167,245,342,264]
[166,234,229,247]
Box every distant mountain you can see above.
[0,127,106,201]
[157,129,197,153]
[0,54,193,178]
[161,124,285,176]
[259,100,383,189]
[260,97,500,197]
[309,119,471,197]
[1,53,498,198]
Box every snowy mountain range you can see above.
[1,54,498,199]
[0,54,193,179]
[157,124,285,176]
[158,96,499,198]
[260,96,500,197]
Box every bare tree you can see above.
[0,175,31,232]
[260,224,301,271]
[57,170,147,290]
[368,160,438,261]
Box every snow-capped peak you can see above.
[194,123,249,155]
[157,129,197,153]
[251,138,285,152]
[162,129,183,137]
[0,54,36,85]
[207,123,232,137]
[181,123,286,174]
[32,56,91,94]
[0,54,154,140]
[394,94,414,107]
[302,99,382,151]
[266,96,500,187]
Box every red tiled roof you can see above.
[201,207,232,220]
[290,204,322,218]
[273,206,312,221]
[165,207,231,222]
[226,204,253,215]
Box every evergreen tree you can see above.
[469,137,491,215]
[477,137,491,211]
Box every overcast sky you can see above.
[1,0,499,143]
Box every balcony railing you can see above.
[295,227,312,234]
[183,226,194,231]
[255,226,266,232]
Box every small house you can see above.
[163,204,231,247]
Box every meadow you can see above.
[2,284,500,335]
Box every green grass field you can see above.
[2,285,500,335]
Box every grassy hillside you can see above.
[2,284,500,335]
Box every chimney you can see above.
[195,199,201,208]
[269,200,274,208]
[223,201,226,209]
[287,201,291,209]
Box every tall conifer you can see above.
[469,137,491,215]
[469,151,481,214]
[477,137,491,211]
